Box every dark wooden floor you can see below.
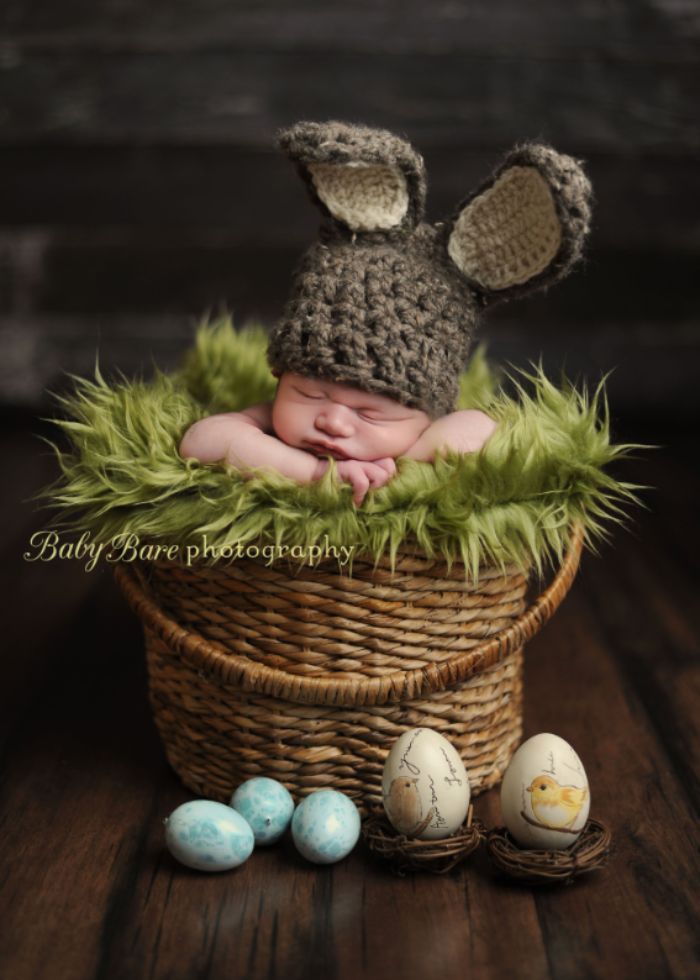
[1,415,698,980]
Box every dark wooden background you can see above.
[1,0,699,421]
[2,4,699,979]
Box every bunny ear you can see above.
[277,120,426,233]
[445,143,592,303]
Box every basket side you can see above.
[116,528,583,807]
[139,550,530,681]
[116,525,583,708]
[144,623,524,808]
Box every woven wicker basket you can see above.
[115,527,583,812]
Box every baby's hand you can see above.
[335,458,396,506]
[371,457,397,478]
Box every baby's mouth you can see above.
[305,441,350,460]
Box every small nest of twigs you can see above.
[362,805,484,875]
[485,818,612,885]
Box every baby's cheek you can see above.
[364,420,426,458]
[357,426,391,457]
[272,402,305,447]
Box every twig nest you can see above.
[362,805,483,875]
[485,818,612,885]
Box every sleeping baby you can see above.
[180,119,591,503]
[180,372,497,505]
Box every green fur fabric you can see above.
[43,318,640,577]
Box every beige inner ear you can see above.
[448,167,562,290]
[308,162,409,231]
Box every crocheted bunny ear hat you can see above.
[267,120,592,417]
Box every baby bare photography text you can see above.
[23,530,355,572]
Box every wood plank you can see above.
[0,314,197,404]
[0,234,300,317]
[1,225,698,322]
[575,448,700,812]
[0,49,697,150]
[1,146,698,251]
[2,311,699,418]
[511,445,700,980]
[519,562,700,978]
[0,419,103,744]
[0,573,162,980]
[1,0,698,56]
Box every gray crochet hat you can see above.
[268,120,592,417]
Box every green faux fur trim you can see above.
[42,318,641,577]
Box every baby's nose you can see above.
[315,405,354,437]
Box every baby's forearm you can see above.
[403,410,498,462]
[180,414,324,483]
[226,429,325,482]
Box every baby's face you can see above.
[272,373,431,461]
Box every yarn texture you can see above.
[268,121,592,418]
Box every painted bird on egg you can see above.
[526,774,589,831]
[384,776,425,834]
[500,732,590,850]
[382,728,471,840]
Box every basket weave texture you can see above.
[116,529,583,811]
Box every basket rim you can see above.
[115,525,584,708]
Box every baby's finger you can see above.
[366,467,390,489]
[374,457,397,476]
[351,471,370,505]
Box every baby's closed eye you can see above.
[358,410,413,423]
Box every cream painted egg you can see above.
[500,733,590,850]
[382,728,470,840]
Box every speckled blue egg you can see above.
[230,777,295,845]
[164,800,254,872]
[291,790,361,864]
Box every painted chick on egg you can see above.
[500,733,591,849]
[526,774,589,831]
